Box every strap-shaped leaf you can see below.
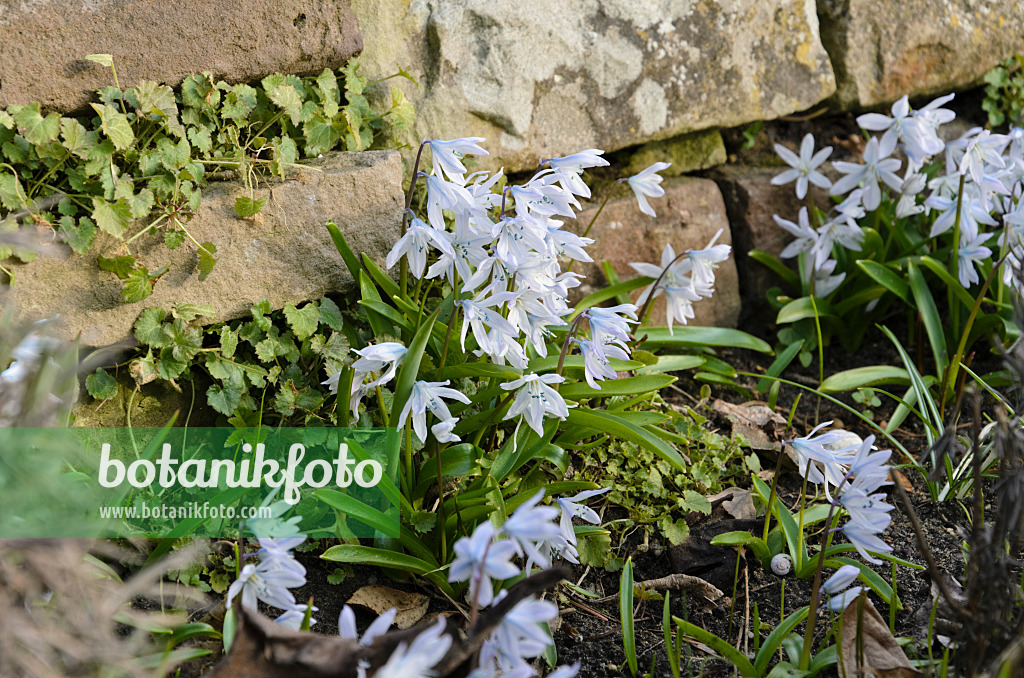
[566,408,685,471]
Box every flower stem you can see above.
[402,141,429,299]
[632,250,691,348]
[566,182,620,273]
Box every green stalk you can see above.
[949,174,967,341]
[401,141,430,299]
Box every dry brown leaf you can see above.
[889,468,915,494]
[708,487,756,520]
[840,598,922,678]
[347,586,429,629]
[712,399,785,451]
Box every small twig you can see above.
[634,573,730,607]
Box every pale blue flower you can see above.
[773,208,819,260]
[958,232,993,288]
[226,559,305,611]
[842,522,893,565]
[397,380,471,444]
[557,488,609,546]
[501,373,572,436]
[431,417,461,444]
[830,136,903,210]
[574,337,630,390]
[584,304,638,346]
[386,217,456,279]
[820,565,866,612]
[423,173,478,230]
[627,162,671,217]
[275,602,317,630]
[374,617,452,678]
[630,243,702,334]
[352,342,407,389]
[458,293,519,354]
[339,605,396,645]
[771,133,832,199]
[449,521,520,608]
[429,137,489,185]
[545,149,608,198]
[502,490,562,568]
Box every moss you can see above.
[626,128,727,176]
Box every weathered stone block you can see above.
[569,177,741,328]
[818,0,1024,110]
[0,0,362,112]
[352,0,836,173]
[8,151,404,346]
[710,165,829,321]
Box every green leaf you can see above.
[234,196,267,218]
[284,303,320,341]
[565,408,685,471]
[197,242,217,281]
[59,216,96,255]
[90,103,135,151]
[856,260,911,305]
[123,266,155,303]
[775,296,840,325]
[620,558,638,676]
[86,368,118,400]
[559,374,676,400]
[343,60,367,96]
[85,54,114,68]
[60,118,94,159]
[314,490,399,537]
[304,114,342,156]
[749,248,799,291]
[635,326,773,353]
[207,383,242,416]
[907,261,948,372]
[327,568,347,585]
[391,311,439,429]
[569,277,652,319]
[91,198,131,237]
[12,103,61,145]
[134,81,177,119]
[261,76,303,125]
[127,188,155,220]
[97,254,136,279]
[753,606,811,675]
[171,304,215,322]
[673,618,757,678]
[164,229,186,250]
[219,327,239,359]
[317,69,340,118]
[709,531,771,566]
[134,308,170,347]
[819,365,911,394]
[318,297,344,331]
[325,221,363,280]
[636,354,704,374]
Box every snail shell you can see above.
[771,553,792,576]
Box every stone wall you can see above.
[3,0,1024,347]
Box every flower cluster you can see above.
[771,93,1024,296]
[321,138,729,443]
[225,537,314,629]
[789,423,895,567]
[226,487,605,677]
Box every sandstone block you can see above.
[818,0,1024,109]
[352,0,836,173]
[7,151,404,346]
[569,177,741,328]
[0,0,362,112]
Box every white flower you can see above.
[226,558,306,612]
[386,217,456,279]
[501,373,573,436]
[630,243,701,334]
[431,417,461,444]
[275,602,317,630]
[686,228,731,296]
[857,96,944,168]
[372,617,452,678]
[958,129,1008,185]
[556,488,609,546]
[423,173,478,230]
[458,293,519,354]
[958,232,993,288]
[820,565,865,612]
[584,304,638,346]
[545,149,608,198]
[397,380,472,444]
[842,522,893,565]
[627,162,671,217]
[448,521,520,608]
[429,137,489,185]
[771,133,832,199]
[813,258,846,297]
[352,342,407,389]
[574,337,630,390]
[814,217,863,267]
[830,136,903,210]
[339,605,396,645]
[773,207,819,260]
